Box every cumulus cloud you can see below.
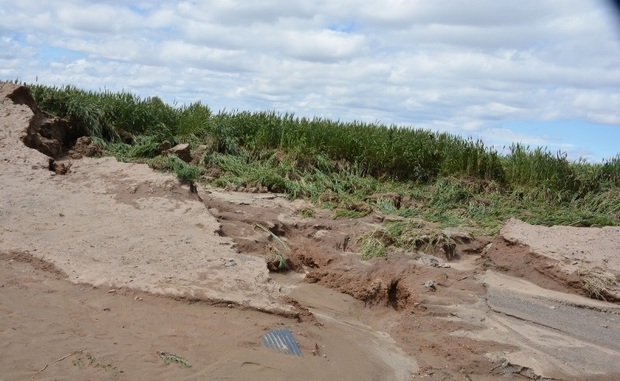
[1,0,619,160]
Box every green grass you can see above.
[20,82,620,240]
[149,155,202,183]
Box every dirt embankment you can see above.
[2,82,620,381]
[483,218,620,302]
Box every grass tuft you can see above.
[149,155,201,183]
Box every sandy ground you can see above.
[0,257,414,381]
[2,82,620,380]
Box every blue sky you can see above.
[1,0,620,162]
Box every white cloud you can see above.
[278,29,366,62]
[0,36,33,59]
[1,0,619,160]
[174,0,313,25]
[55,4,143,35]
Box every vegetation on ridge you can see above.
[23,83,620,240]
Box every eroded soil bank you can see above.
[2,83,620,380]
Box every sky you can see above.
[1,1,620,162]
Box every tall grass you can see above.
[26,83,620,218]
[191,110,505,183]
[30,84,211,144]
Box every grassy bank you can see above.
[26,83,620,239]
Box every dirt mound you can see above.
[1,82,294,315]
[69,136,102,158]
[305,252,416,310]
[4,84,87,158]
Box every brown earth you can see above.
[2,82,620,381]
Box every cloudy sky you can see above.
[2,1,620,161]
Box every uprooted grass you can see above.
[358,220,459,261]
[579,270,619,302]
[359,235,389,260]
[254,223,292,271]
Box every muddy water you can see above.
[272,273,419,380]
